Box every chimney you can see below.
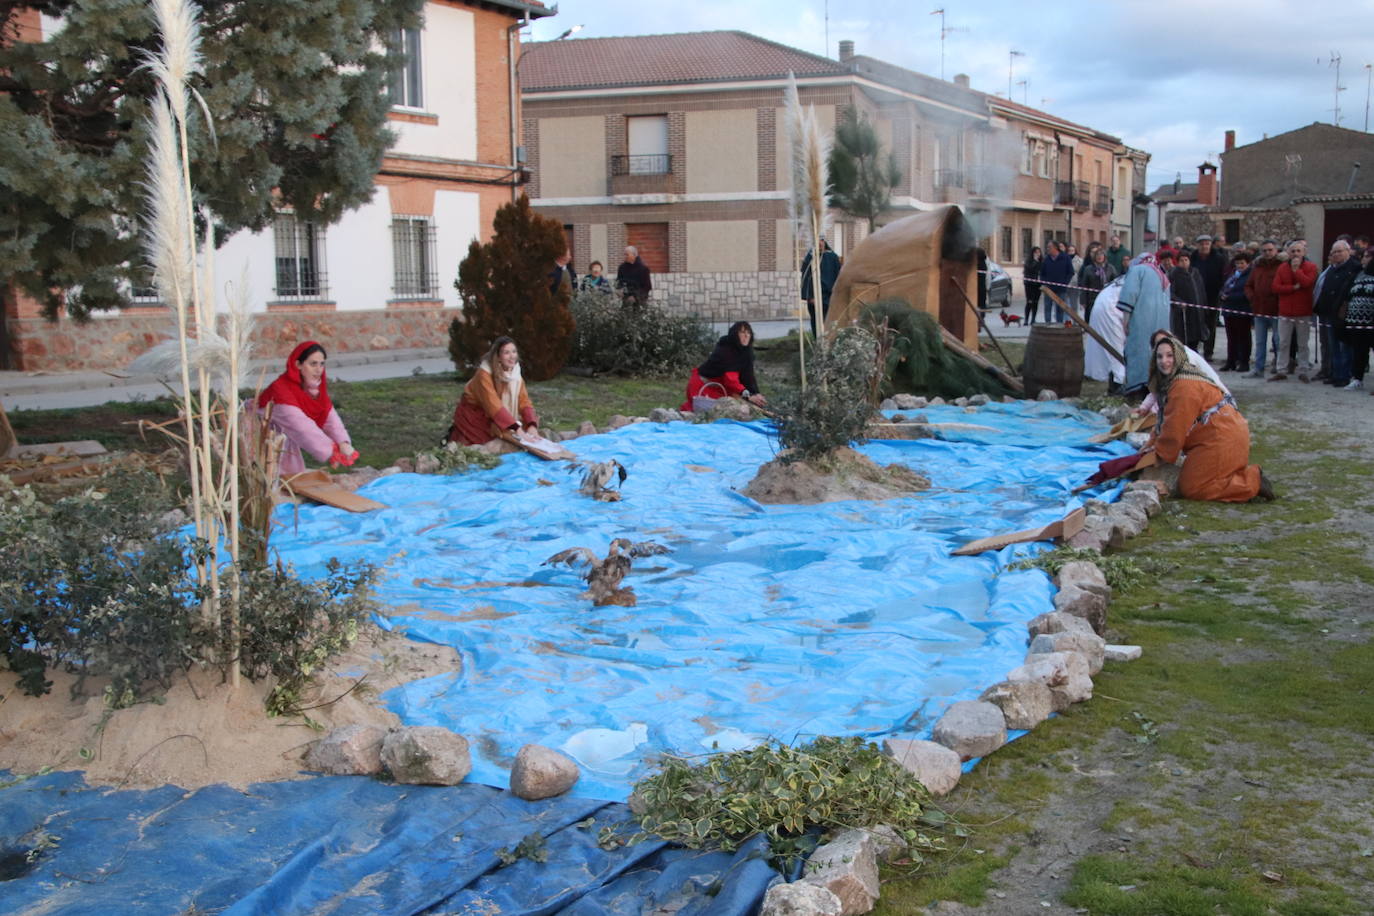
[1224,130,1236,152]
[953,73,970,88]
[1197,163,1218,206]
[838,40,854,62]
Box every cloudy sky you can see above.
[527,0,1374,195]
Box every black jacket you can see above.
[800,248,841,305]
[1192,248,1229,305]
[616,258,652,300]
[698,323,761,395]
[1314,258,1361,319]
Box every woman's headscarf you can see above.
[1132,252,1170,291]
[258,340,332,428]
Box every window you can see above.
[625,115,669,175]
[1021,134,1033,175]
[274,213,327,300]
[389,28,423,109]
[391,216,438,299]
[999,226,1013,262]
[1032,141,1047,178]
[1020,227,1033,262]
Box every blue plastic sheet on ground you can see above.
[261,401,1130,801]
[0,769,777,915]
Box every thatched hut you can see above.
[827,206,980,350]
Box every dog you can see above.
[999,310,1023,327]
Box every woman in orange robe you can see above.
[446,336,539,451]
[1145,332,1271,502]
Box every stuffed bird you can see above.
[543,537,670,607]
[572,459,628,502]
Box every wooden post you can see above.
[1040,286,1126,365]
[948,276,1018,375]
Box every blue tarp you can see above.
[0,401,1129,914]
[263,402,1129,800]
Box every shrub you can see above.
[771,326,880,463]
[0,471,379,710]
[449,195,574,381]
[859,300,1010,399]
[567,289,714,376]
[604,736,945,866]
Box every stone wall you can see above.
[5,307,458,372]
[1166,208,1302,248]
[652,271,799,323]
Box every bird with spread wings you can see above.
[544,537,670,607]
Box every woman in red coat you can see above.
[1143,332,1271,502]
[447,337,540,450]
[680,321,768,412]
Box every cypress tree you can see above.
[450,195,574,382]
[827,107,902,233]
[0,0,424,318]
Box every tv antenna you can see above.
[1008,49,1025,100]
[1328,52,1346,125]
[929,9,967,81]
[1016,78,1028,104]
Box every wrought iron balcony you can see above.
[611,154,672,176]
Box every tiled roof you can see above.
[521,31,846,92]
[1150,183,1200,203]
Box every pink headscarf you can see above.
[1132,251,1170,291]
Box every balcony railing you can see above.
[1054,181,1075,206]
[933,168,964,189]
[1092,185,1110,214]
[611,154,672,176]
[1074,181,1091,210]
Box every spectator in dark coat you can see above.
[1169,252,1210,351]
[1077,248,1116,323]
[1313,239,1361,386]
[1219,252,1253,372]
[1191,236,1228,361]
[615,245,652,308]
[1023,246,1044,324]
[1039,241,1075,322]
[800,238,841,337]
[548,250,576,296]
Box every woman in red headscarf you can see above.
[258,341,358,474]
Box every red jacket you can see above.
[1274,260,1317,317]
[1245,257,1282,317]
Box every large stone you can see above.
[761,882,844,916]
[1006,651,1093,711]
[1029,630,1107,675]
[1119,487,1162,518]
[952,396,969,407]
[1105,644,1143,662]
[979,680,1053,730]
[1066,515,1113,553]
[577,420,597,437]
[1056,560,1110,599]
[509,743,580,800]
[381,726,471,785]
[931,700,1007,761]
[1107,502,1149,539]
[802,829,879,915]
[414,453,441,474]
[863,825,908,864]
[606,414,633,430]
[304,724,386,776]
[649,406,683,423]
[892,394,924,409]
[879,398,898,411]
[883,737,962,796]
[1026,610,1096,639]
[1036,388,1059,401]
[1053,583,1109,635]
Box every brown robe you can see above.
[1153,377,1260,502]
[449,367,537,445]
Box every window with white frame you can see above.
[391,215,439,299]
[273,213,327,300]
[1021,134,1033,175]
[388,28,423,109]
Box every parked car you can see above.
[981,259,1012,310]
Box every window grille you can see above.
[388,28,424,109]
[999,226,1013,262]
[273,213,327,300]
[391,216,439,299]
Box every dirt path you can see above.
[882,370,1374,914]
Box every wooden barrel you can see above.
[1022,325,1085,398]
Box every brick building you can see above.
[3,0,551,371]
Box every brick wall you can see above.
[756,107,776,192]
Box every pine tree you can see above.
[450,195,574,382]
[0,0,424,318]
[828,108,902,233]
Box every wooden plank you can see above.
[10,440,108,459]
[951,506,1086,556]
[285,469,387,513]
[949,276,1017,376]
[3,457,109,486]
[940,326,1025,393]
[1040,286,1126,365]
[501,432,576,462]
[1071,450,1159,493]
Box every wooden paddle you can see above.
[951,506,1086,556]
[284,469,387,513]
[1040,286,1126,365]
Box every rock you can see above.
[649,407,683,423]
[1056,560,1111,600]
[1099,404,1130,423]
[953,397,969,407]
[1125,430,1151,449]
[979,680,1053,730]
[1120,487,1162,518]
[1029,630,1107,675]
[931,700,1007,760]
[509,743,580,800]
[392,456,415,473]
[1083,498,1112,516]
[928,397,946,406]
[883,738,962,796]
[1105,644,1143,662]
[707,399,755,421]
[1026,610,1097,639]
[892,394,922,409]
[879,398,898,411]
[968,394,991,406]
[924,903,973,915]
[1125,478,1169,499]
[743,448,930,505]
[381,726,472,785]
[863,825,908,864]
[761,882,844,916]
[414,453,441,474]
[304,724,386,776]
[606,414,632,430]
[1036,389,1058,401]
[1066,515,1113,553]
[1053,583,1109,635]
[1002,395,1017,403]
[560,429,579,441]
[544,428,563,443]
[577,420,597,437]
[1106,502,1148,539]
[802,829,879,915]
[1006,651,1093,711]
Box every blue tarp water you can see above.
[264,401,1130,800]
[0,400,1129,914]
